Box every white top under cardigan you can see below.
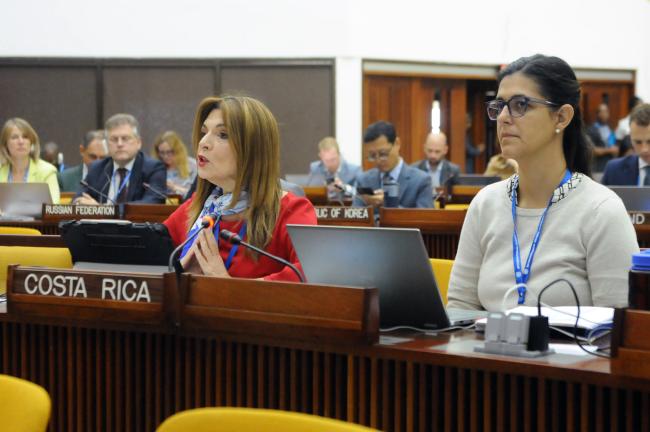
[447,173,639,311]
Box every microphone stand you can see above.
[219,229,306,282]
[167,214,220,274]
[79,179,124,218]
[143,182,170,204]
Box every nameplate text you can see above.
[43,204,118,220]
[316,206,371,221]
[11,268,162,303]
[629,212,650,225]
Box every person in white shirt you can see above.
[615,95,643,141]
[448,54,639,312]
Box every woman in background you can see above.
[0,118,60,203]
[448,54,638,311]
[164,96,316,281]
[151,130,197,196]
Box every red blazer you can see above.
[164,193,317,282]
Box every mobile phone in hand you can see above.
[356,187,375,195]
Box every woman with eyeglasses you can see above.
[163,96,317,281]
[447,54,638,311]
[0,118,60,203]
[151,131,197,196]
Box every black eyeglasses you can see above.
[486,95,559,121]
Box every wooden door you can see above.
[362,75,467,170]
[581,81,634,129]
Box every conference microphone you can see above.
[79,180,116,205]
[143,182,169,202]
[167,213,220,272]
[219,229,306,283]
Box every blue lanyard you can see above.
[215,221,247,270]
[112,169,132,201]
[179,216,247,271]
[512,170,572,304]
[7,164,29,182]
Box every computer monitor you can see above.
[287,224,474,329]
[608,186,650,211]
[60,219,175,273]
[0,182,52,220]
[455,174,501,186]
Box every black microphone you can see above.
[219,229,306,282]
[143,182,169,203]
[79,180,116,205]
[167,213,220,272]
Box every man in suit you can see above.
[74,113,166,204]
[58,130,107,192]
[602,104,650,186]
[353,121,432,208]
[307,136,360,196]
[412,132,460,194]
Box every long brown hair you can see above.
[188,96,282,253]
[151,130,191,178]
[0,118,40,163]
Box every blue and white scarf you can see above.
[180,188,249,258]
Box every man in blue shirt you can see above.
[588,103,618,172]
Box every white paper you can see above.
[476,306,613,330]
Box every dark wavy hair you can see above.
[498,54,592,176]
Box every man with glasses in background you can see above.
[58,130,108,192]
[74,113,166,204]
[353,120,432,208]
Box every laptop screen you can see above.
[287,224,451,329]
[0,182,52,219]
[455,175,501,186]
[608,186,650,211]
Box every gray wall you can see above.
[0,59,335,175]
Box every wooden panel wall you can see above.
[363,75,473,172]
[0,66,98,163]
[364,74,636,175]
[220,63,334,177]
[581,81,635,129]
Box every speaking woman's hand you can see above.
[194,229,231,278]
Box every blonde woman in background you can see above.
[484,154,519,180]
[151,131,197,196]
[0,118,60,203]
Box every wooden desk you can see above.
[3,208,649,261]
[1,307,649,431]
[1,265,649,431]
[448,185,482,204]
[0,203,178,235]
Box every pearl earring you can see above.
[555,128,561,134]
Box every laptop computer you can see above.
[287,224,485,329]
[455,174,501,186]
[0,182,52,220]
[608,186,650,211]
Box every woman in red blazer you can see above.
[164,96,316,282]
